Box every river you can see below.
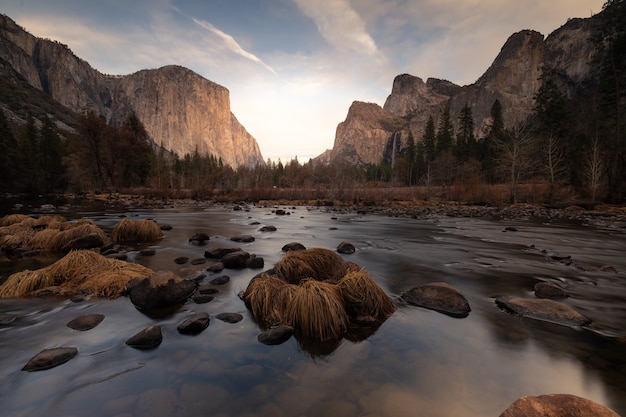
[1,202,625,417]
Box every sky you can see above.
[0,0,605,162]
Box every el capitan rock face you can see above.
[325,14,600,166]
[0,14,264,167]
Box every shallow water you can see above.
[1,204,625,417]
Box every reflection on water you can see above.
[1,205,625,417]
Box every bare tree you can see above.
[584,136,605,202]
[542,134,566,202]
[494,121,537,204]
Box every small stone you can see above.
[275,209,287,215]
[198,285,219,295]
[215,312,244,323]
[159,224,173,231]
[177,312,210,335]
[126,326,162,349]
[192,294,215,304]
[336,241,356,254]
[534,282,568,299]
[0,314,17,325]
[189,232,210,244]
[257,326,294,345]
[190,258,206,265]
[209,275,230,285]
[222,251,250,269]
[22,347,78,371]
[246,256,265,269]
[139,249,156,256]
[207,262,225,273]
[401,282,471,318]
[174,256,189,264]
[282,242,306,252]
[67,313,105,331]
[230,235,255,243]
[204,247,242,259]
[259,225,277,232]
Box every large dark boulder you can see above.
[129,271,197,311]
[22,347,78,371]
[495,296,591,327]
[499,394,621,417]
[401,282,471,318]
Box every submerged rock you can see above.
[189,232,210,244]
[499,394,621,417]
[126,325,162,349]
[401,282,471,318]
[129,271,197,311]
[495,296,591,327]
[282,242,306,252]
[22,347,78,371]
[215,312,244,323]
[204,247,242,259]
[534,282,569,299]
[258,326,294,345]
[336,241,356,254]
[230,234,255,243]
[222,251,250,269]
[67,313,105,331]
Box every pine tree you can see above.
[436,103,453,155]
[423,115,436,162]
[456,103,476,162]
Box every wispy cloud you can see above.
[293,0,378,56]
[192,18,276,75]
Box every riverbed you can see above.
[1,203,625,417]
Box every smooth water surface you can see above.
[1,204,625,417]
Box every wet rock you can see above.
[257,325,294,345]
[215,312,243,323]
[282,242,306,252]
[159,224,173,231]
[22,347,78,371]
[230,234,255,243]
[126,325,162,349]
[259,225,277,232]
[129,271,197,311]
[62,233,104,252]
[222,251,251,269]
[207,262,224,273]
[600,265,617,273]
[204,247,242,259]
[534,282,569,299]
[503,226,518,232]
[190,258,207,265]
[401,282,471,318]
[184,271,206,282]
[177,312,210,335]
[209,275,230,285]
[495,296,591,327]
[139,249,156,256]
[336,241,356,254]
[189,232,210,245]
[67,313,105,331]
[246,255,264,269]
[192,294,215,304]
[198,285,219,294]
[275,209,287,215]
[174,256,189,264]
[499,394,621,417]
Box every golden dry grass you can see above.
[48,223,108,252]
[1,214,35,227]
[286,279,348,341]
[338,269,396,321]
[241,276,296,329]
[28,228,61,249]
[35,215,66,227]
[111,219,163,243]
[274,248,349,284]
[0,250,153,298]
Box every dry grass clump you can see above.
[0,250,153,298]
[28,228,61,250]
[274,248,348,284]
[111,218,163,243]
[48,223,108,252]
[35,215,66,228]
[286,279,348,341]
[1,214,36,227]
[338,269,396,321]
[241,275,296,329]
[0,222,37,252]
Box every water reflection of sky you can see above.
[1,205,624,416]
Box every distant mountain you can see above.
[324,14,600,165]
[0,14,264,167]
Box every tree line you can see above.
[0,0,623,204]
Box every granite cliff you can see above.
[326,14,600,165]
[0,14,264,167]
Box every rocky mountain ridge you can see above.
[325,14,601,166]
[0,14,264,167]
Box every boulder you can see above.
[282,242,306,252]
[257,326,294,345]
[204,247,242,259]
[207,262,225,273]
[534,282,569,299]
[336,241,356,254]
[62,233,104,252]
[245,255,265,269]
[401,282,471,318]
[126,325,162,349]
[222,251,251,269]
[215,312,243,323]
[495,296,591,327]
[259,225,277,232]
[189,232,210,245]
[129,271,197,311]
[67,313,105,331]
[177,312,210,335]
[275,209,287,215]
[499,394,621,417]
[174,256,189,264]
[22,347,78,371]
